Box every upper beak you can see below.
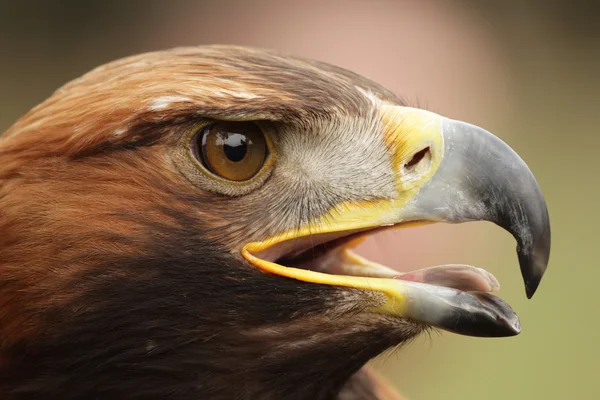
[403,117,550,298]
[243,107,550,338]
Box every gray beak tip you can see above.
[439,292,522,337]
[525,282,538,300]
[518,204,550,299]
[519,245,550,299]
[523,265,542,299]
[472,292,522,337]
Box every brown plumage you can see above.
[0,46,410,399]
[0,45,550,399]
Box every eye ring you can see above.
[186,121,276,188]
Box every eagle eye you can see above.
[192,122,269,182]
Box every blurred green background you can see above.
[1,1,597,399]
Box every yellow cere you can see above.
[380,104,444,192]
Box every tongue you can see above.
[395,264,500,292]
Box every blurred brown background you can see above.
[1,1,598,399]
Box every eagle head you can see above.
[0,46,550,399]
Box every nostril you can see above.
[405,147,431,169]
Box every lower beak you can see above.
[243,111,550,338]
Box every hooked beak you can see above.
[243,106,550,338]
[404,117,550,298]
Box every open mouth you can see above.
[242,224,521,338]
[269,227,500,293]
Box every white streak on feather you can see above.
[149,96,192,111]
[113,127,127,137]
[211,88,259,99]
[355,86,382,106]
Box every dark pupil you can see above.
[222,133,248,162]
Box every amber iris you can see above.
[195,122,268,181]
